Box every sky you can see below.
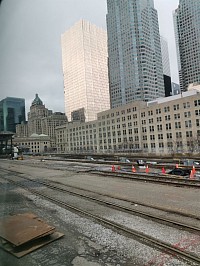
[0,0,179,115]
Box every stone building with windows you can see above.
[56,89,200,155]
[14,133,50,155]
[16,94,68,151]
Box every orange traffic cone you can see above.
[162,167,166,174]
[132,166,136,173]
[145,165,149,173]
[175,163,179,168]
[112,165,115,172]
[192,165,196,174]
[190,170,194,179]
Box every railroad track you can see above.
[43,156,200,169]
[2,159,200,188]
[1,169,200,265]
[1,166,200,221]
[91,170,200,188]
[1,168,200,233]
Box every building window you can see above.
[148,110,153,116]
[164,106,170,112]
[151,143,155,148]
[167,133,172,139]
[185,120,192,128]
[142,127,146,133]
[184,111,191,118]
[175,122,181,129]
[176,132,182,138]
[156,108,161,114]
[149,126,154,132]
[194,100,200,107]
[183,102,190,108]
[174,113,180,120]
[173,104,179,110]
[186,131,193,138]
[166,123,171,130]
[195,110,200,116]
[150,135,155,140]
[159,143,164,148]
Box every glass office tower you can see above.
[174,0,200,91]
[106,0,165,108]
[61,20,110,122]
[0,97,26,132]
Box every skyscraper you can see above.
[61,20,110,122]
[0,97,25,132]
[174,0,200,91]
[160,36,172,97]
[173,10,183,92]
[106,0,165,108]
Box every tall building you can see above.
[0,97,25,132]
[173,10,183,92]
[171,82,181,96]
[106,0,165,108]
[61,20,110,122]
[174,0,200,91]
[160,36,172,97]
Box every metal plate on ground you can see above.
[0,231,64,258]
[0,213,55,246]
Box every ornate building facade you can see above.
[15,94,68,151]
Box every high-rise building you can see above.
[174,0,200,91]
[160,36,172,97]
[106,0,165,108]
[61,20,110,122]
[173,10,183,92]
[0,97,26,132]
[171,82,181,95]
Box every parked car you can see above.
[167,168,191,177]
[120,157,130,163]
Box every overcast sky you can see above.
[0,0,179,115]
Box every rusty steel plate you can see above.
[0,213,55,246]
[0,231,64,258]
